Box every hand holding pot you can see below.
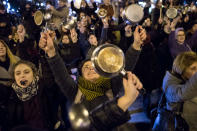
[39,31,55,58]
[133,26,147,50]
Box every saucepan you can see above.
[122,4,144,25]
[91,44,146,94]
[166,7,178,19]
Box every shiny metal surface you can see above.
[97,47,124,73]
[166,8,178,19]
[91,44,125,78]
[123,4,144,25]
[34,10,43,26]
[68,104,90,130]
[34,10,52,26]
[97,8,108,18]
[62,16,77,30]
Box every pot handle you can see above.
[120,69,146,95]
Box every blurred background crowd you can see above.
[0,0,197,130]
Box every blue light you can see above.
[11,9,15,12]
[41,3,44,6]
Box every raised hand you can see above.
[158,17,163,25]
[102,17,109,28]
[123,72,142,98]
[133,26,147,50]
[118,72,143,111]
[184,15,189,23]
[17,24,26,43]
[125,25,132,37]
[39,31,56,58]
[70,28,78,43]
[170,16,181,31]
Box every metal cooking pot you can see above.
[34,10,43,26]
[34,10,52,26]
[91,44,146,94]
[68,103,90,130]
[62,16,77,30]
[122,4,144,25]
[166,7,178,19]
[91,44,126,78]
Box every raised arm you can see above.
[39,31,78,103]
[90,72,142,130]
[50,5,69,18]
[125,26,147,71]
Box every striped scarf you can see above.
[78,76,111,101]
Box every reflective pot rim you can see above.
[91,44,125,78]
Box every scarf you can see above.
[12,76,39,101]
[78,76,111,101]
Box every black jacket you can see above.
[47,44,141,130]
[0,59,61,131]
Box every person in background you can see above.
[168,16,197,59]
[15,24,39,66]
[2,58,63,130]
[0,39,20,131]
[0,4,12,41]
[154,51,197,131]
[49,0,69,31]
[39,26,146,130]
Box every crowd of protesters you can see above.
[0,0,197,130]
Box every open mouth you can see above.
[20,80,28,86]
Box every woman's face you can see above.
[0,42,6,57]
[182,62,197,80]
[176,31,185,44]
[82,61,100,82]
[14,64,34,88]
[62,35,70,44]
[88,35,98,46]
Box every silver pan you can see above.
[91,44,146,94]
[122,4,144,25]
[166,7,178,19]
[91,44,125,78]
